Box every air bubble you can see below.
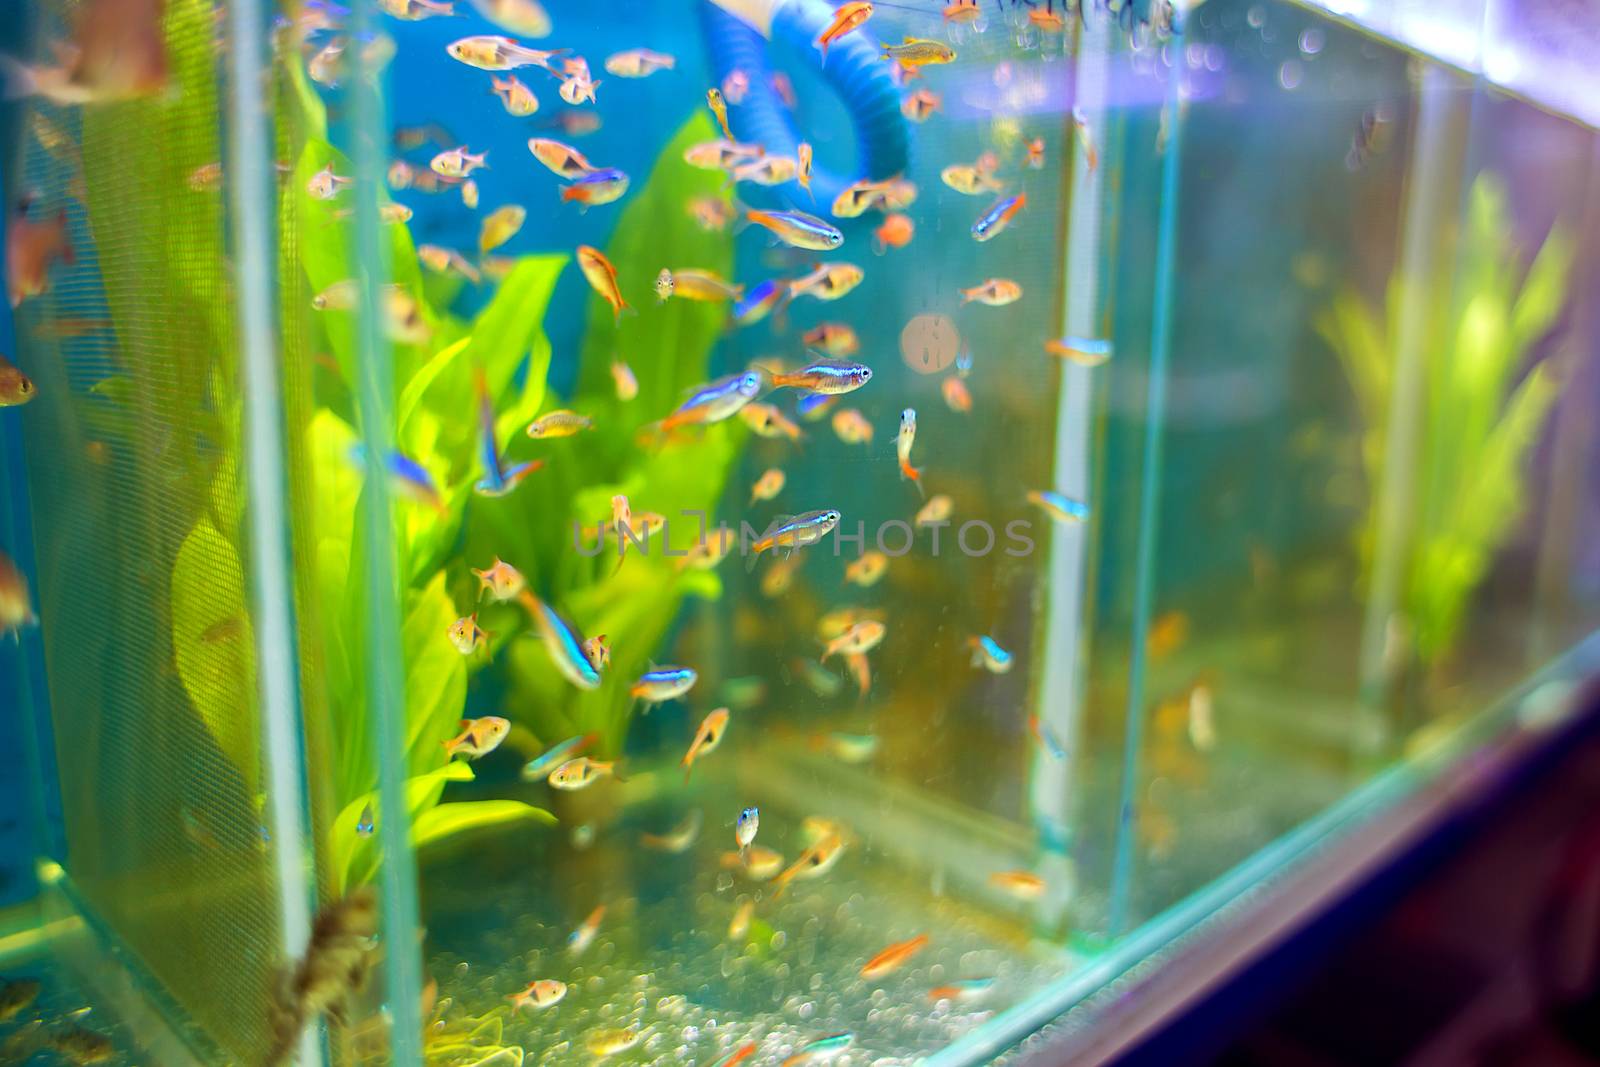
[1299,27,1325,55]
[1278,60,1304,89]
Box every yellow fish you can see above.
[706,87,734,140]
[843,551,887,587]
[750,467,786,504]
[478,204,526,253]
[772,831,845,896]
[528,137,595,178]
[507,979,566,1011]
[525,409,594,439]
[881,37,956,66]
[471,557,526,602]
[442,716,511,759]
[821,620,885,661]
[0,550,36,638]
[831,408,873,445]
[490,74,539,115]
[960,278,1022,305]
[549,756,618,790]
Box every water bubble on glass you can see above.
[1185,42,1204,68]
[1299,27,1325,55]
[799,1000,816,1020]
[1204,44,1224,72]
[1247,4,1266,27]
[1278,60,1304,89]
[771,930,788,950]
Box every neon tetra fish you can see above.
[1045,336,1113,366]
[861,934,928,979]
[968,634,1012,673]
[443,716,511,759]
[746,509,841,570]
[783,1033,854,1067]
[561,167,629,209]
[682,707,730,781]
[815,1,873,60]
[632,666,697,708]
[576,245,633,323]
[656,370,765,433]
[770,357,871,395]
[741,207,844,251]
[972,193,1026,242]
[1028,489,1090,523]
[518,590,603,689]
[928,978,996,1002]
[568,904,606,953]
[521,733,597,781]
[475,370,542,497]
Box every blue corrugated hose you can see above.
[698,0,910,210]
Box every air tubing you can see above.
[699,0,910,210]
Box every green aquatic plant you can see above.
[1317,176,1571,670]
[463,111,747,757]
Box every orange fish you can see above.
[576,245,633,323]
[943,0,980,21]
[860,934,928,979]
[797,141,814,202]
[682,707,730,781]
[442,716,511,759]
[815,1,873,60]
[942,376,971,413]
[17,0,167,104]
[7,197,73,307]
[772,831,845,896]
[1025,137,1045,169]
[901,89,940,122]
[989,870,1045,900]
[872,213,914,254]
[1146,610,1189,660]
[1029,6,1066,31]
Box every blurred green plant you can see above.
[462,111,745,758]
[291,108,744,890]
[1317,176,1571,669]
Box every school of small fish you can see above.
[0,0,1237,1061]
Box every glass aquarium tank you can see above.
[0,0,1598,1063]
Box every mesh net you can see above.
[12,0,297,1060]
